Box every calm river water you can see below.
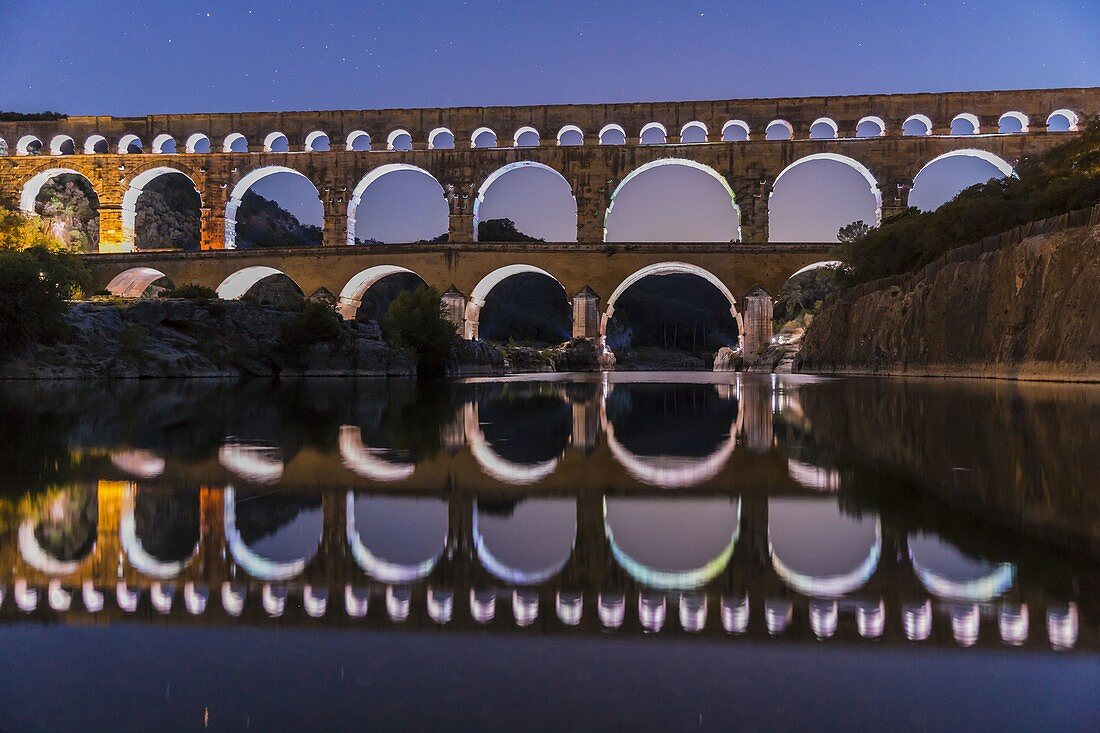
[0,373,1097,731]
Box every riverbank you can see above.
[797,216,1100,382]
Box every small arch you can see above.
[950,113,980,136]
[346,163,448,244]
[304,131,330,151]
[185,133,210,154]
[428,127,455,150]
[998,111,1029,134]
[346,130,372,151]
[1046,109,1079,132]
[513,125,540,147]
[49,135,76,155]
[152,134,177,154]
[808,118,838,140]
[223,132,248,153]
[639,122,667,145]
[0,136,7,155]
[263,132,289,153]
[106,267,169,297]
[721,120,750,142]
[121,166,202,249]
[471,126,497,148]
[17,135,43,155]
[855,116,886,138]
[387,129,413,151]
[765,119,794,141]
[118,134,143,154]
[903,114,933,136]
[680,121,708,144]
[556,125,584,146]
[79,135,107,154]
[599,124,626,145]
[216,266,297,300]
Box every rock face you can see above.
[1,300,415,379]
[798,224,1100,381]
[712,346,741,371]
[446,339,505,377]
[552,339,602,372]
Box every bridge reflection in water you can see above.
[0,374,1095,655]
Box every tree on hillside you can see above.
[477,218,543,242]
[837,220,871,243]
[382,286,457,376]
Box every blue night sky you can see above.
[2,0,1096,242]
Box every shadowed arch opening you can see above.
[557,125,584,146]
[185,133,210,154]
[908,532,1014,602]
[121,486,200,579]
[473,161,577,242]
[339,425,417,482]
[604,496,740,589]
[118,134,143,154]
[223,133,248,153]
[225,166,323,249]
[17,135,43,155]
[18,486,98,576]
[467,265,570,343]
[336,265,428,320]
[49,135,75,155]
[346,130,372,151]
[768,497,881,597]
[474,498,576,585]
[909,149,1014,212]
[604,159,741,242]
[216,266,303,302]
[225,486,321,581]
[20,168,100,252]
[605,261,738,324]
[347,163,448,244]
[346,493,448,582]
[152,134,177,154]
[122,167,202,250]
[465,391,571,483]
[769,153,882,242]
[84,135,109,154]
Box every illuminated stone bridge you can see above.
[2,87,1098,349]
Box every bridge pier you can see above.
[323,210,348,248]
[571,287,601,340]
[741,287,775,361]
[441,286,467,336]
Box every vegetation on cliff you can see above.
[837,118,1100,284]
[234,190,322,249]
[381,285,458,376]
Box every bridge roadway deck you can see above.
[83,241,837,303]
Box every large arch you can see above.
[346,493,448,582]
[346,163,448,244]
[768,153,882,241]
[121,166,201,250]
[472,161,577,242]
[604,496,740,589]
[105,267,169,298]
[225,165,321,249]
[469,263,564,307]
[336,265,428,321]
[604,158,741,242]
[474,498,576,585]
[19,167,94,213]
[768,497,881,597]
[464,401,564,484]
[19,167,100,251]
[603,261,739,330]
[909,149,1015,212]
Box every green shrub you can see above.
[282,301,345,347]
[160,283,218,302]
[382,286,457,376]
[0,247,90,347]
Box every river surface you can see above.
[0,373,1098,731]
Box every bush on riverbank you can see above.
[382,286,457,376]
[836,118,1100,284]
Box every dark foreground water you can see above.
[0,373,1098,732]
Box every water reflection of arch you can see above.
[345,493,448,583]
[474,498,577,585]
[601,383,739,488]
[218,442,284,484]
[603,497,740,590]
[768,497,881,597]
[120,485,200,579]
[224,486,322,581]
[908,532,1015,602]
[18,486,99,577]
[338,425,416,482]
[464,392,570,485]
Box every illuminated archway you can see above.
[49,135,75,155]
[903,114,933,136]
[1047,109,1079,132]
[855,116,886,138]
[909,149,1014,212]
[604,158,741,242]
[120,485,200,579]
[304,131,330,151]
[472,161,577,242]
[152,134,177,154]
[471,127,497,148]
[346,493,447,582]
[950,113,980,136]
[224,486,321,581]
[513,126,540,147]
[105,267,169,298]
[765,120,793,140]
[336,266,428,321]
[598,124,626,145]
[680,121,708,143]
[185,133,210,153]
[84,135,109,154]
[640,122,667,145]
[216,267,300,301]
[346,130,371,151]
[346,163,448,244]
[224,165,321,248]
[769,153,882,241]
[121,166,201,249]
[222,132,248,153]
[19,167,100,251]
[16,135,42,155]
[118,134,143,154]
[464,401,563,483]
[387,129,412,151]
[998,111,1029,134]
[474,498,576,584]
[808,118,838,139]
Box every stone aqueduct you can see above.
[1,87,1098,351]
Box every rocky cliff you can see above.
[1,299,415,379]
[798,223,1100,381]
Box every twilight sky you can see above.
[3,0,1096,243]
